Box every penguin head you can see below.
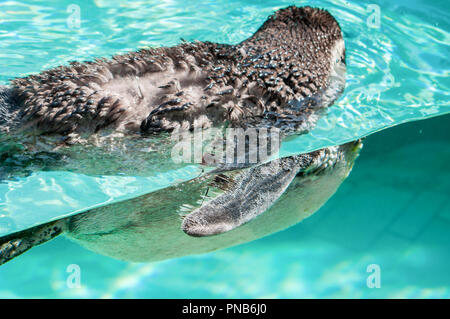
[252,6,346,72]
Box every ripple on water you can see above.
[0,0,448,253]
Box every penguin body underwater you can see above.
[0,6,362,265]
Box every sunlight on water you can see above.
[0,0,449,298]
[0,0,449,234]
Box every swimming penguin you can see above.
[0,6,345,139]
[0,6,361,265]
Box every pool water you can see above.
[0,0,449,298]
[1,114,449,298]
[1,0,449,235]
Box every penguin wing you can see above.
[10,42,236,136]
[181,154,313,237]
[0,220,64,266]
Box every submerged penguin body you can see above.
[0,141,361,264]
[0,6,359,265]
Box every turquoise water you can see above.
[0,0,449,298]
[1,115,449,298]
[0,0,449,234]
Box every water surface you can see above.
[0,0,449,298]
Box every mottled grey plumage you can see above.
[0,6,359,266]
[0,86,17,129]
[3,6,345,141]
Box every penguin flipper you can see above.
[0,220,64,266]
[181,155,312,237]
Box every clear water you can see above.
[0,0,449,298]
[0,0,449,234]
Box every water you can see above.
[0,0,449,235]
[0,1,450,234]
[0,0,449,298]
